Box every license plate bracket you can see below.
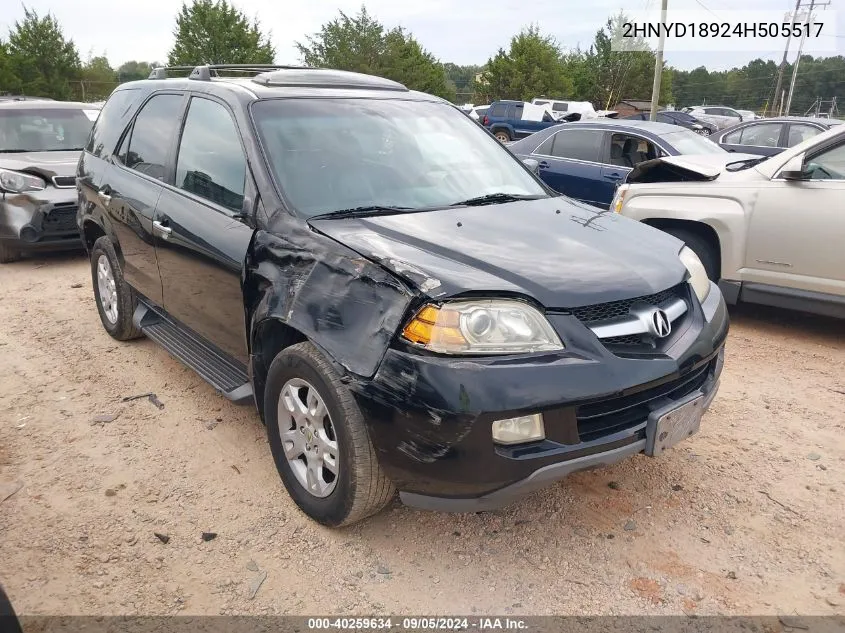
[645,393,705,457]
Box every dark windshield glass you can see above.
[252,98,547,218]
[0,107,98,152]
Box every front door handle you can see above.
[604,172,623,181]
[538,161,550,169]
[152,220,172,239]
[97,188,111,206]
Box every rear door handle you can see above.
[97,187,111,205]
[604,172,624,181]
[152,219,172,239]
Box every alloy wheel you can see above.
[96,254,118,324]
[278,378,339,498]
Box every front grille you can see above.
[576,359,713,442]
[52,176,76,188]
[43,206,78,233]
[569,285,681,324]
[603,334,643,346]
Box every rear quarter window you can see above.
[85,88,143,158]
[488,103,508,117]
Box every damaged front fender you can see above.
[245,225,417,381]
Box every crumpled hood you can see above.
[627,152,759,183]
[308,197,688,309]
[0,150,80,181]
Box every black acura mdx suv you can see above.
[77,65,728,526]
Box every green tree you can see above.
[443,63,482,103]
[478,26,571,102]
[0,40,22,95]
[7,7,80,99]
[74,53,117,101]
[116,60,160,82]
[295,6,454,101]
[167,0,275,66]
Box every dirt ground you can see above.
[1,251,843,617]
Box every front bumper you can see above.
[0,190,83,252]
[351,281,729,511]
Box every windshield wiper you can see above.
[726,156,768,171]
[450,193,544,207]
[309,205,414,220]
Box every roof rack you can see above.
[148,64,309,81]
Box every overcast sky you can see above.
[1,0,842,72]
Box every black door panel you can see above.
[154,190,253,362]
[154,95,254,363]
[103,166,164,304]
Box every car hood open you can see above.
[627,152,758,183]
[308,197,688,309]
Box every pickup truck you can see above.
[482,100,561,142]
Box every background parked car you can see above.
[623,110,717,136]
[683,105,744,129]
[507,120,743,208]
[531,98,597,121]
[613,125,845,318]
[716,116,844,156]
[736,109,761,121]
[482,100,557,142]
[470,105,489,121]
[0,100,101,263]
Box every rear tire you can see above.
[664,227,720,281]
[494,130,512,143]
[90,236,143,341]
[265,342,395,527]
[0,242,20,264]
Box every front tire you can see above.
[265,342,395,527]
[90,236,143,340]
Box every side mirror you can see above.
[780,153,808,181]
[522,158,540,175]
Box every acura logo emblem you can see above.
[651,309,672,338]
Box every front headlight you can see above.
[611,184,629,214]
[401,299,564,354]
[0,168,46,193]
[679,246,711,303]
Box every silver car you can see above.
[612,125,845,319]
[683,106,744,130]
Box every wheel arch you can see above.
[250,317,308,421]
[642,218,723,278]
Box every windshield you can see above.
[252,98,548,218]
[0,107,97,152]
[661,129,726,154]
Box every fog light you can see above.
[492,414,545,445]
[19,225,38,242]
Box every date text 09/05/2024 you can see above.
[306,617,529,630]
[622,21,824,39]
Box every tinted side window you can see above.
[552,102,568,112]
[787,123,822,147]
[609,133,659,167]
[550,130,603,162]
[125,94,184,181]
[738,123,783,147]
[723,128,743,144]
[535,135,555,155]
[85,88,141,157]
[511,104,523,120]
[175,97,246,212]
[488,103,508,117]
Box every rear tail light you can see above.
[482,115,489,126]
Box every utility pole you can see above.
[649,0,668,121]
[771,0,801,117]
[785,0,831,115]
